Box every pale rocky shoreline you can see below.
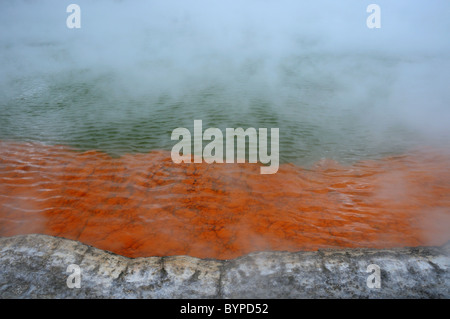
[0,234,448,298]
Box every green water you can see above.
[1,1,449,166]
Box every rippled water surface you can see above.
[1,53,447,165]
[1,1,450,258]
[1,141,449,259]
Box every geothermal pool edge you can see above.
[0,234,448,298]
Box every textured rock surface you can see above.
[0,234,448,298]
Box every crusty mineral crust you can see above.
[0,234,448,298]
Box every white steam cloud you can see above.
[0,0,449,160]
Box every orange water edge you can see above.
[0,140,449,259]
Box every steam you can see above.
[0,1,449,251]
[0,0,450,160]
[1,0,449,147]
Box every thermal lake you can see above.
[1,0,449,259]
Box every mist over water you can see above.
[1,0,450,165]
[1,1,450,257]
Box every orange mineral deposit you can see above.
[0,140,449,259]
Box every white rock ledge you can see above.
[0,234,448,298]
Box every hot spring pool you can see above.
[1,0,449,259]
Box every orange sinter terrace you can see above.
[1,140,449,260]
